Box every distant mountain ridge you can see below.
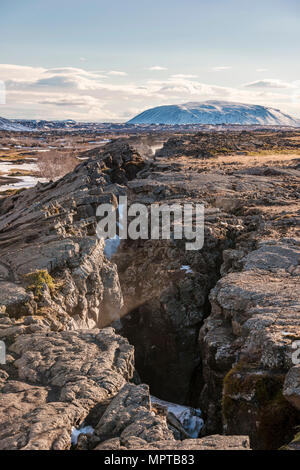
[0,118,78,131]
[1,101,299,131]
[128,101,300,126]
[0,116,31,131]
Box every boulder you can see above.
[0,328,134,450]
[95,383,173,445]
[95,434,250,450]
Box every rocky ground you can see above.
[0,131,299,450]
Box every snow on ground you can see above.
[151,396,204,438]
[180,265,193,274]
[1,176,48,191]
[88,139,111,144]
[0,160,47,190]
[0,161,39,172]
[71,425,94,446]
[104,236,121,259]
[103,203,125,259]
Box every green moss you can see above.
[258,390,299,450]
[222,361,300,449]
[223,361,284,405]
[223,361,261,397]
[222,395,235,418]
[255,376,282,404]
[24,269,56,298]
[279,430,300,450]
[292,431,300,443]
[222,394,250,419]
[219,147,232,154]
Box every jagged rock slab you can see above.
[95,434,250,450]
[95,383,173,445]
[1,130,300,452]
[200,239,300,449]
[0,140,144,329]
[0,328,134,450]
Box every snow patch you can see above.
[71,425,94,446]
[151,396,204,438]
[181,265,193,274]
[0,160,47,190]
[104,203,125,259]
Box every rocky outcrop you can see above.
[114,171,246,403]
[1,130,300,450]
[0,318,250,451]
[0,328,134,450]
[95,434,250,450]
[79,381,250,450]
[77,139,145,184]
[0,140,144,330]
[95,383,174,444]
[113,136,300,448]
[283,365,300,410]
[156,129,300,159]
[200,239,300,448]
[116,228,235,404]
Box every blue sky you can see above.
[0,0,299,120]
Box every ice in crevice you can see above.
[180,265,193,274]
[150,396,204,438]
[71,424,94,446]
[103,203,125,259]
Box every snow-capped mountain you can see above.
[128,101,300,126]
[0,116,31,131]
[11,119,77,130]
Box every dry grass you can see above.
[8,169,40,177]
[247,149,300,157]
[37,151,79,180]
[0,152,28,161]
[203,151,300,169]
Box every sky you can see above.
[0,0,300,121]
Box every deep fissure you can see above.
[1,131,300,451]
[112,231,234,428]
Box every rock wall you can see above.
[1,131,300,450]
[0,327,135,450]
[113,143,300,449]
[200,239,300,449]
[0,140,144,330]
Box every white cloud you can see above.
[256,68,268,72]
[212,66,232,72]
[1,63,300,121]
[147,66,168,71]
[38,94,100,107]
[5,66,107,91]
[244,79,294,89]
[0,64,46,81]
[108,71,128,76]
[171,74,198,79]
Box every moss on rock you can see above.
[24,270,56,298]
[222,361,300,449]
